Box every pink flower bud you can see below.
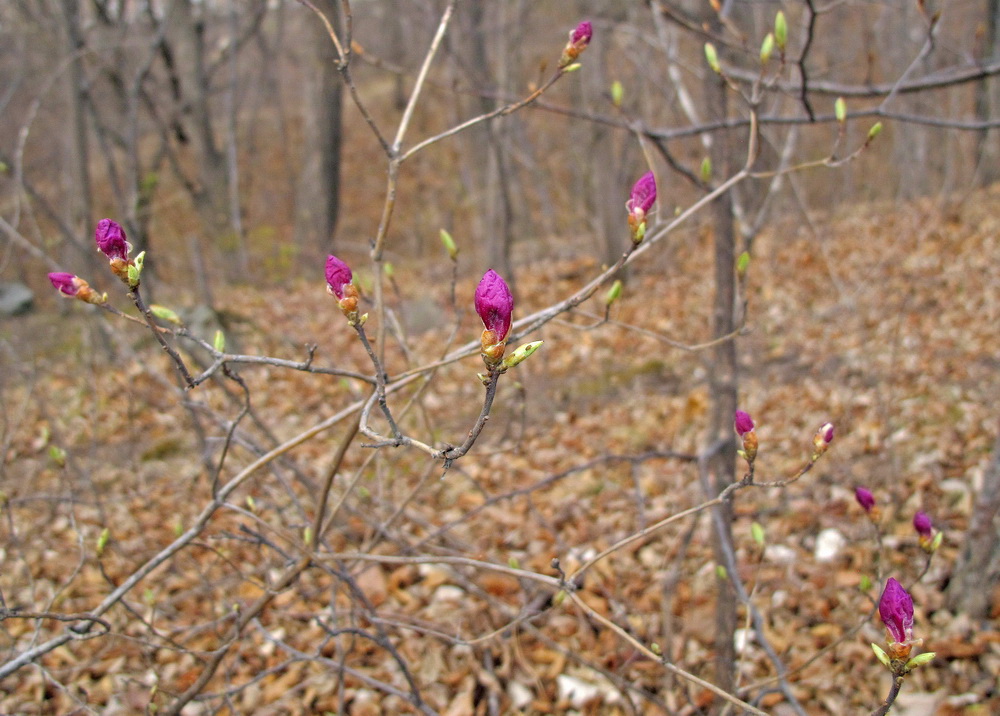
[474,269,513,344]
[733,410,755,438]
[854,486,876,514]
[878,577,914,646]
[325,255,353,300]
[95,219,130,261]
[49,272,80,296]
[570,21,592,48]
[627,171,657,218]
[819,422,834,444]
[913,511,933,539]
[560,20,593,67]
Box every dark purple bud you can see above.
[49,272,80,296]
[854,486,876,514]
[627,171,657,217]
[878,577,914,645]
[571,20,592,48]
[820,422,834,444]
[95,219,130,261]
[734,410,755,438]
[474,269,513,343]
[913,511,933,539]
[325,254,353,300]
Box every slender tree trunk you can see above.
[296,0,343,257]
[166,0,233,267]
[703,20,739,708]
[58,0,93,259]
[975,0,999,185]
[948,428,1000,619]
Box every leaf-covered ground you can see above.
[1,184,998,714]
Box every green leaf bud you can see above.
[871,643,891,668]
[700,156,713,183]
[835,97,847,123]
[213,329,226,353]
[604,279,623,306]
[775,12,788,50]
[736,251,751,277]
[715,564,728,580]
[48,445,67,468]
[751,522,765,547]
[610,80,624,107]
[905,652,935,669]
[500,340,543,370]
[868,122,883,141]
[150,304,182,325]
[704,43,721,74]
[97,527,110,557]
[439,229,458,260]
[760,33,775,64]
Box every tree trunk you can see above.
[948,429,1000,620]
[703,19,739,708]
[295,0,343,258]
[975,0,1000,185]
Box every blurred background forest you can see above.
[1,0,999,714]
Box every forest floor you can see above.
[1,183,999,715]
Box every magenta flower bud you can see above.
[49,272,80,296]
[913,511,933,539]
[325,255,353,300]
[627,171,657,218]
[819,422,834,444]
[95,218,130,261]
[733,410,755,438]
[570,21,592,48]
[878,577,914,646]
[560,20,593,67]
[854,486,876,513]
[475,269,513,344]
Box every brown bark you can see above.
[948,429,1000,619]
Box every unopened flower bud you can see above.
[734,409,757,463]
[812,421,834,458]
[854,486,877,516]
[559,20,592,68]
[95,218,130,261]
[774,11,788,51]
[704,42,721,74]
[626,171,657,243]
[879,577,914,654]
[48,272,106,305]
[325,254,360,322]
[475,269,513,369]
[913,511,938,552]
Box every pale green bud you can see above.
[213,329,226,353]
[610,80,624,107]
[760,33,775,64]
[751,522,765,547]
[905,652,935,670]
[564,63,582,73]
[715,564,728,580]
[604,279,623,306]
[500,340,543,370]
[150,304,182,325]
[868,122,883,141]
[440,229,458,260]
[650,642,662,656]
[704,43,721,74]
[383,262,395,279]
[835,97,847,123]
[871,643,891,668]
[553,590,567,607]
[775,12,788,50]
[97,527,110,556]
[700,156,713,183]
[48,445,67,468]
[736,251,750,277]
